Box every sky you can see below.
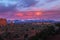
[0,0,60,21]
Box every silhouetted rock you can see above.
[0,35,4,40]
[24,34,28,40]
[13,33,19,38]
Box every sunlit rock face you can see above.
[0,18,7,26]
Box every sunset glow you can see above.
[35,11,42,16]
[0,0,60,21]
[16,13,23,17]
[15,11,42,18]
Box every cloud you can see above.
[0,5,16,13]
[0,0,60,20]
[0,0,60,11]
[24,0,60,11]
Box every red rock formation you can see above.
[0,18,7,27]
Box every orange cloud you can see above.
[15,11,43,20]
[16,13,24,16]
[34,11,42,16]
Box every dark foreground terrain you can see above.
[0,22,60,40]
